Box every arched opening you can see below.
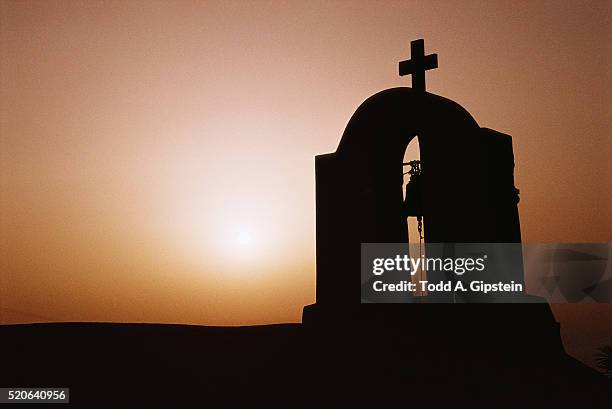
[402,136,426,296]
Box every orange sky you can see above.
[1,0,611,364]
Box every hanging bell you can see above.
[404,172,423,217]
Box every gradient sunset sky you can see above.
[1,1,611,366]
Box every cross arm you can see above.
[399,54,438,76]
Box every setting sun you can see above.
[237,230,251,245]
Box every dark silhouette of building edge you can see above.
[299,38,611,406]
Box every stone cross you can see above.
[399,39,438,93]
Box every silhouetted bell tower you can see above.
[304,39,523,322]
